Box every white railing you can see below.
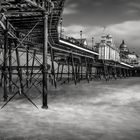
[59,33,99,53]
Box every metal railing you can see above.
[59,33,99,53]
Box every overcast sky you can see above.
[61,0,140,55]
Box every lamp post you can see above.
[92,37,94,49]
[80,30,82,44]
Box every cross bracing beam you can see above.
[0,14,42,46]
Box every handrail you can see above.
[59,33,99,53]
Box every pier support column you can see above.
[67,58,70,83]
[81,63,83,80]
[3,24,8,101]
[71,53,76,85]
[26,46,29,88]
[50,48,57,88]
[60,64,64,81]
[30,49,36,83]
[8,39,12,93]
[57,63,60,80]
[42,12,49,109]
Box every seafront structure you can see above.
[0,0,138,109]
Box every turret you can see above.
[106,34,113,44]
[119,40,129,52]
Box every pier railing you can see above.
[59,33,99,53]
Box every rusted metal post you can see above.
[42,12,48,109]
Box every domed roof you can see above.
[120,40,129,53]
[120,40,127,49]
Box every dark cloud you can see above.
[63,0,140,26]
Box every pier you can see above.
[0,0,138,109]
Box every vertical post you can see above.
[98,67,101,80]
[75,64,77,81]
[15,46,24,95]
[0,69,3,87]
[67,58,70,83]
[42,12,48,109]
[127,69,130,77]
[85,58,89,83]
[80,30,82,45]
[71,53,77,85]
[57,63,60,80]
[81,61,83,80]
[3,22,8,101]
[92,37,94,49]
[129,69,132,77]
[114,67,117,79]
[77,63,80,82]
[122,68,125,78]
[50,48,57,88]
[89,64,92,80]
[119,68,122,78]
[95,67,99,80]
[30,49,36,83]
[104,65,108,81]
[9,39,12,93]
[26,46,29,88]
[124,69,126,78]
[60,64,64,81]
[60,18,63,38]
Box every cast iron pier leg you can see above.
[3,24,8,101]
[9,39,12,93]
[42,12,48,109]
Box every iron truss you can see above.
[0,0,135,109]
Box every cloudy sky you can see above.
[61,0,140,55]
